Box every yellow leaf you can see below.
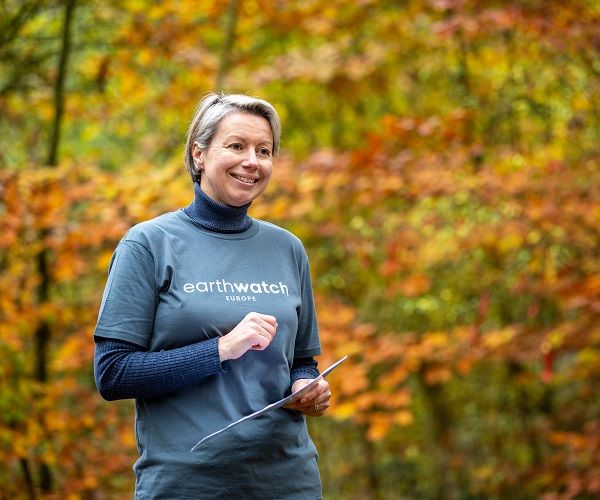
[394,410,414,426]
[332,401,356,419]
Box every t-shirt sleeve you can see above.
[94,238,158,348]
[294,247,322,358]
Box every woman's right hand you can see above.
[217,312,278,362]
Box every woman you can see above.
[93,93,331,499]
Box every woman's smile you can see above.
[230,173,258,184]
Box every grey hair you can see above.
[184,92,282,183]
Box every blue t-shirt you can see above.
[94,210,322,499]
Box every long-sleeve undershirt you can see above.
[94,336,319,401]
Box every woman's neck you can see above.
[183,182,252,233]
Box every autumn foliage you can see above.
[1,0,600,498]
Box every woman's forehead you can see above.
[214,112,273,143]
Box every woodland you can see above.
[1,0,600,498]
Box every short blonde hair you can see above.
[184,93,282,182]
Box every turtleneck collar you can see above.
[183,182,253,233]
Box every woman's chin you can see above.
[227,188,264,206]
[226,195,254,207]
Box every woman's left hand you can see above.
[284,378,331,416]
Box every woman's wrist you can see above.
[217,336,229,362]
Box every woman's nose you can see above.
[242,149,258,168]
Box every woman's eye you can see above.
[258,148,272,158]
[229,143,243,151]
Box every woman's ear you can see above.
[192,142,204,171]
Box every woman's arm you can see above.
[94,337,318,401]
[94,336,224,400]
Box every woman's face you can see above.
[192,112,274,207]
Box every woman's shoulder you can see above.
[254,219,303,245]
[253,220,310,263]
[123,211,184,244]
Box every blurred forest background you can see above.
[1,0,600,498]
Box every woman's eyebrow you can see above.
[223,134,273,146]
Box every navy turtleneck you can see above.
[183,182,252,233]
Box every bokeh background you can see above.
[1,0,600,498]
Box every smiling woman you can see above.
[92,93,332,500]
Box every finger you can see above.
[300,381,330,405]
[248,312,278,328]
[312,401,329,413]
[303,399,329,416]
[249,332,273,350]
[299,386,321,405]
[306,394,332,413]
[304,392,330,408]
[259,314,278,327]
[257,323,278,342]
[248,321,277,341]
[285,397,330,415]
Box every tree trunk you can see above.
[502,30,522,151]
[20,457,36,500]
[455,29,474,147]
[417,370,455,500]
[47,0,76,167]
[361,423,383,500]
[35,0,76,493]
[215,0,240,91]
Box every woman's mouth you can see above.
[231,173,257,184]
